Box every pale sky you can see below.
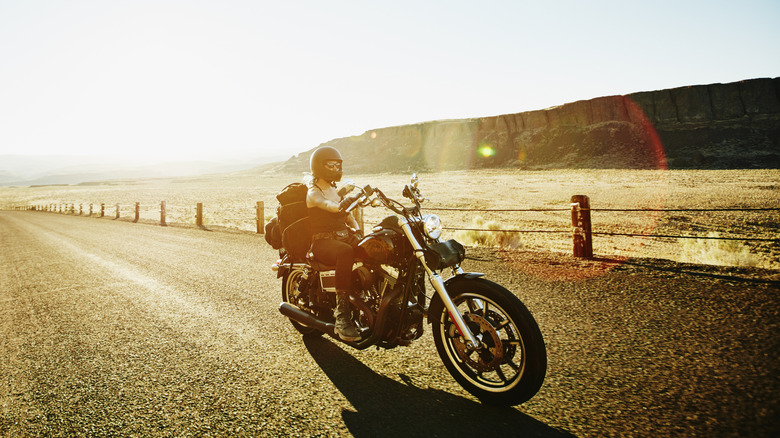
[1,0,778,162]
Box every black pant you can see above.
[311,238,353,291]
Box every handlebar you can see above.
[342,179,423,218]
[343,185,375,214]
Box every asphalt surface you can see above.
[1,210,778,437]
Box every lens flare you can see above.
[477,143,495,158]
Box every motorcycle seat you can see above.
[308,260,336,272]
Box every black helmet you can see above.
[310,146,343,182]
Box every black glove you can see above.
[339,193,361,212]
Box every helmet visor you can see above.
[323,160,342,171]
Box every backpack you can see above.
[272,183,312,260]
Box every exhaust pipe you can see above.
[279,302,336,336]
[279,283,402,350]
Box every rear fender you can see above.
[274,259,307,279]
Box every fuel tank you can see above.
[357,215,408,265]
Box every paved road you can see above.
[1,211,777,437]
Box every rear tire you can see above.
[282,269,324,337]
[431,278,546,406]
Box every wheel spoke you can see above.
[495,365,509,383]
[494,318,510,330]
[466,298,485,315]
[479,299,486,314]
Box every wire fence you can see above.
[17,201,266,233]
[16,199,780,247]
[428,205,780,242]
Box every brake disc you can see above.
[450,313,504,372]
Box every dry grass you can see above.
[1,168,778,269]
[452,216,524,250]
[680,232,761,267]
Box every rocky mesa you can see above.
[281,77,780,173]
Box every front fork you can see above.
[400,221,482,351]
[427,269,482,351]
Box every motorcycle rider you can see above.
[306,146,362,341]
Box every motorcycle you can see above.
[273,174,546,406]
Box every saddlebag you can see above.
[264,216,282,249]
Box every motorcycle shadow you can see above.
[304,336,575,438]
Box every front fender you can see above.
[426,272,485,324]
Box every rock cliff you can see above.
[282,77,780,172]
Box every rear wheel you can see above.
[431,278,546,406]
[282,269,324,337]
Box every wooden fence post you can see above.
[160,201,167,226]
[256,201,264,234]
[134,202,140,223]
[100,203,105,217]
[196,202,203,227]
[116,204,120,219]
[79,204,83,215]
[89,203,93,216]
[571,195,593,258]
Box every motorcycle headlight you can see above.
[423,214,442,240]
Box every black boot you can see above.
[334,290,361,341]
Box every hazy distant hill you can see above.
[278,77,780,173]
[0,170,21,185]
[0,154,285,186]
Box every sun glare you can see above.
[478,144,496,158]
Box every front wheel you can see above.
[431,278,546,406]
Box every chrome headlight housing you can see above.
[422,214,442,240]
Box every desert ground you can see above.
[1,168,778,269]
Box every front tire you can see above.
[282,269,324,337]
[431,278,546,406]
